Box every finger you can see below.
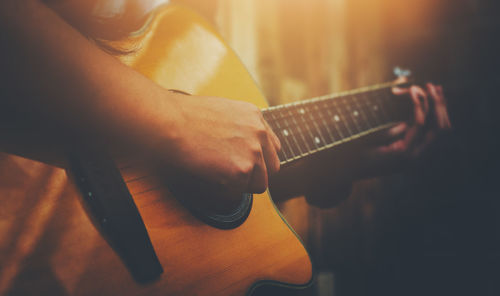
[261,127,281,175]
[410,84,451,157]
[404,86,425,126]
[263,118,282,152]
[392,85,410,96]
[375,120,420,158]
[404,124,421,153]
[427,83,452,130]
[437,86,452,129]
[436,85,444,98]
[410,85,429,122]
[247,151,268,194]
[392,84,425,115]
[383,85,427,158]
[372,138,409,159]
[387,122,408,138]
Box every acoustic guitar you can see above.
[0,3,412,296]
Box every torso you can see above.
[43,0,169,40]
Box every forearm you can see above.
[0,0,183,165]
[0,0,282,196]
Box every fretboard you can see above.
[262,81,411,165]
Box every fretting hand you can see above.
[361,80,452,175]
[305,79,452,208]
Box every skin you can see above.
[0,0,451,206]
[367,80,452,173]
[302,79,452,207]
[0,0,279,198]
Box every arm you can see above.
[0,0,280,196]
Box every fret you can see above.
[379,88,397,121]
[288,123,309,155]
[261,80,410,165]
[279,111,302,158]
[372,89,390,123]
[331,98,356,135]
[266,116,289,161]
[371,98,386,124]
[296,105,320,152]
[285,125,305,156]
[318,100,342,141]
[323,111,343,140]
[325,100,350,138]
[267,111,294,161]
[295,115,334,141]
[303,104,329,149]
[360,92,382,126]
[283,108,308,155]
[287,106,313,154]
[342,96,365,133]
[322,100,347,140]
[351,94,373,131]
[286,104,325,127]
[363,95,378,126]
[311,103,336,144]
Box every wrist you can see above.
[103,88,187,167]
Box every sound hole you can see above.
[184,192,253,230]
[163,172,253,230]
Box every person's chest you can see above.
[44,0,169,39]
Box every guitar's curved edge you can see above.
[116,4,314,294]
[167,5,315,292]
[246,191,315,295]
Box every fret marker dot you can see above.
[299,108,305,114]
[314,137,321,144]
[353,110,359,117]
[373,105,379,111]
[282,129,289,136]
[334,115,340,122]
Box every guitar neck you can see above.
[262,81,412,165]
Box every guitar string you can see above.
[264,85,405,163]
[265,93,396,153]
[262,90,395,124]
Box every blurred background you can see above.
[173,0,500,295]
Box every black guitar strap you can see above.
[68,147,163,283]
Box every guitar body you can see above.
[0,4,312,296]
